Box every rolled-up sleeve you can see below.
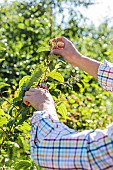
[30,110,113,170]
[98,60,113,91]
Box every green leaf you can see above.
[49,54,58,60]
[48,71,64,82]
[13,99,22,106]
[18,122,30,133]
[0,58,5,62]
[18,23,25,29]
[0,41,6,51]
[6,141,20,148]
[7,119,14,128]
[19,76,31,89]
[17,62,46,102]
[0,109,4,115]
[26,62,46,89]
[54,63,61,70]
[15,160,32,170]
[0,109,9,127]
[57,103,67,120]
[50,89,61,98]
[0,82,10,88]
[0,117,8,127]
[38,46,50,52]
[76,82,84,93]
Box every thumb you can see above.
[23,96,31,106]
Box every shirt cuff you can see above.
[98,60,113,91]
[31,110,59,125]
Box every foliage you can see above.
[0,0,113,169]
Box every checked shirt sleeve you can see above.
[98,60,113,91]
[30,110,113,170]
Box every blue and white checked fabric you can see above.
[98,60,113,91]
[30,60,113,170]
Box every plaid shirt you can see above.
[30,60,113,170]
[98,60,113,91]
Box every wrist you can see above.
[38,102,56,112]
[38,103,49,110]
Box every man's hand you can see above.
[51,36,81,66]
[23,87,55,111]
[51,36,100,79]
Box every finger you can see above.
[25,101,30,106]
[23,96,31,105]
[51,48,64,55]
[57,42,64,48]
[51,38,57,42]
[38,85,48,91]
[52,44,58,49]
[52,42,64,49]
[37,87,49,94]
[51,37,64,43]
[29,88,37,92]
[25,91,34,96]
[52,36,67,43]
[52,37,63,42]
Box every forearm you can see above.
[72,53,101,79]
[51,37,101,79]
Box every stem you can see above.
[0,127,8,135]
[49,0,53,38]
[0,136,7,146]
[38,60,51,86]
[2,96,22,115]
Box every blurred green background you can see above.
[0,0,113,169]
